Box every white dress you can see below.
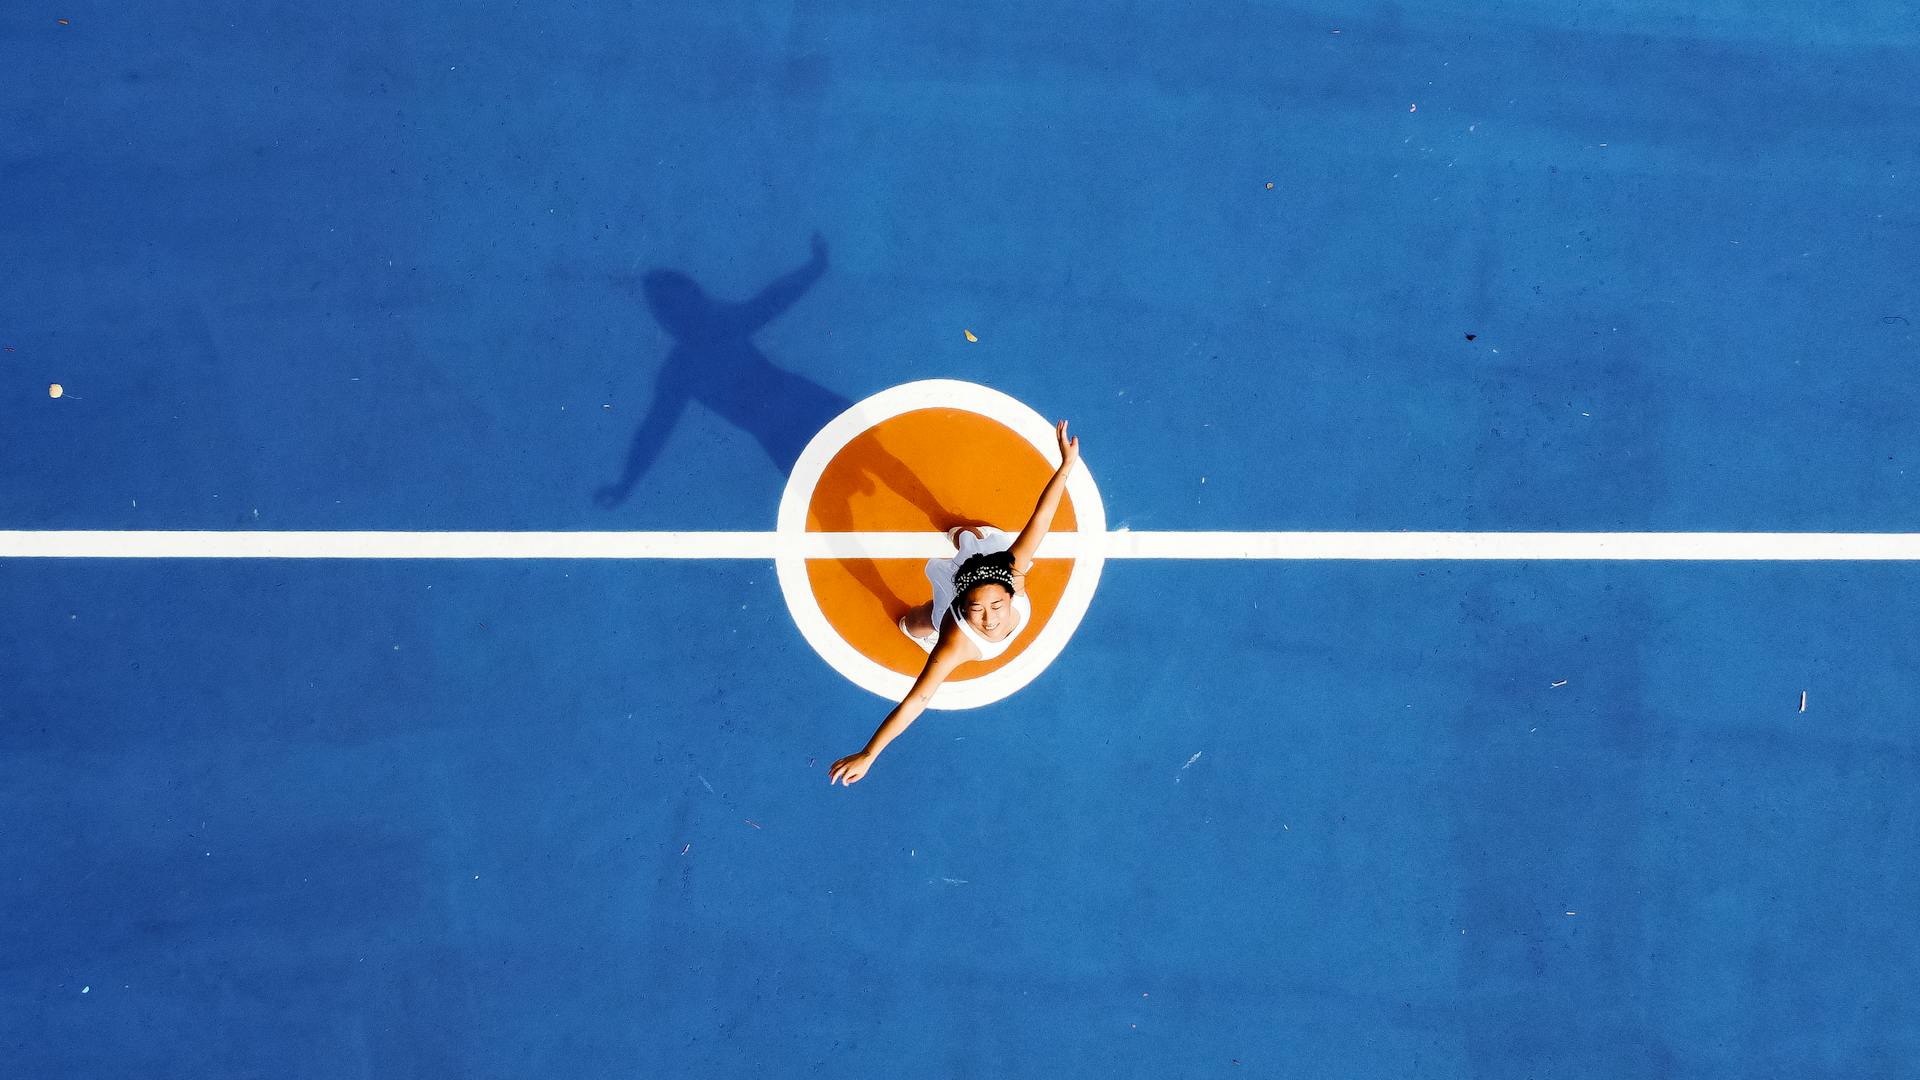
[926,527,1031,660]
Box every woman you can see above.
[829,420,1080,787]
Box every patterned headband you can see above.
[950,552,1016,612]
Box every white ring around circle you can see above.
[774,379,1107,709]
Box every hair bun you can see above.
[950,551,1018,612]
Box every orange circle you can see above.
[804,408,1076,680]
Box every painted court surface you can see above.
[3,3,1918,1077]
[804,405,1078,678]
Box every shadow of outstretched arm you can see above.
[727,233,828,335]
[595,376,691,507]
[859,440,958,531]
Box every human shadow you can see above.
[597,234,953,616]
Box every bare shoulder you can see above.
[932,619,981,665]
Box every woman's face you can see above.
[960,584,1015,637]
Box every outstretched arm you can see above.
[829,633,973,786]
[729,232,828,335]
[1006,420,1080,573]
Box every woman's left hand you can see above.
[829,752,874,786]
[1055,419,1079,471]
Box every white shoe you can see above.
[898,615,936,653]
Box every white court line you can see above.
[1103,531,1920,560]
[3,530,1920,559]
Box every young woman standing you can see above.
[829,420,1080,787]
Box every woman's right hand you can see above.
[1055,419,1079,471]
[829,752,874,786]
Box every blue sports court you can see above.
[4,3,1917,1076]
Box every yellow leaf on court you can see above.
[964,329,977,342]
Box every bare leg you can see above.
[948,524,992,550]
[902,601,937,638]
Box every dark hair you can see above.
[950,551,1017,615]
